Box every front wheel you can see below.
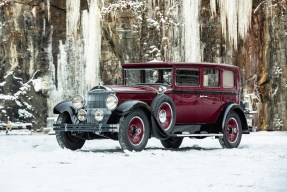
[118,109,150,151]
[219,112,242,148]
[55,114,85,150]
[161,136,183,149]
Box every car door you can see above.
[199,68,222,123]
[173,68,202,123]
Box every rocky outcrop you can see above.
[0,0,286,130]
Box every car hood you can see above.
[107,85,161,94]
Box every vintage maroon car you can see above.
[53,62,248,151]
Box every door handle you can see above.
[200,95,208,98]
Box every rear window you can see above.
[176,69,200,86]
[203,69,219,87]
[223,70,235,88]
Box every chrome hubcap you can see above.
[159,109,167,123]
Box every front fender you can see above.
[112,100,169,139]
[219,103,248,133]
[108,100,151,124]
[53,100,75,122]
[114,100,151,116]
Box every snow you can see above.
[0,131,287,192]
[31,78,42,92]
[0,94,15,101]
[101,1,144,15]
[18,109,33,118]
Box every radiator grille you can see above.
[87,89,111,108]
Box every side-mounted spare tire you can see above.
[151,94,176,134]
[55,114,85,150]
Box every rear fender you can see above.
[217,103,248,133]
[53,100,76,123]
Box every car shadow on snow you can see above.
[80,147,124,153]
[145,145,221,151]
[80,145,222,154]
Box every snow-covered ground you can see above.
[0,131,287,192]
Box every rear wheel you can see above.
[119,109,150,151]
[161,136,183,149]
[219,112,242,148]
[55,114,85,150]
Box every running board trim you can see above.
[173,133,223,137]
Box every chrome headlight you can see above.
[72,95,84,109]
[77,109,87,121]
[105,94,118,110]
[95,109,104,122]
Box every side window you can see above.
[223,70,234,88]
[125,70,141,85]
[146,69,172,84]
[176,68,199,86]
[162,69,172,84]
[145,69,156,84]
[203,69,219,87]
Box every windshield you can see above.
[124,68,172,86]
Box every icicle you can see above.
[214,0,253,49]
[210,0,217,18]
[46,25,57,117]
[237,1,252,39]
[53,0,101,103]
[57,40,67,96]
[0,22,2,35]
[82,0,101,90]
[226,0,238,48]
[66,0,81,37]
[42,18,46,36]
[47,0,50,22]
[183,0,201,62]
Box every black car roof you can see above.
[122,62,239,70]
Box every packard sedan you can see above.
[53,62,248,151]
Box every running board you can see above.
[173,133,223,137]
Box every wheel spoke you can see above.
[128,116,145,145]
[226,117,239,143]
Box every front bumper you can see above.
[53,123,119,132]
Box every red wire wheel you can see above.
[226,117,239,143]
[219,112,242,149]
[127,116,145,145]
[119,109,150,151]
